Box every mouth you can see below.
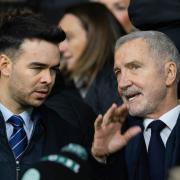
[34,90,49,99]
[62,54,72,61]
[125,92,142,102]
[60,56,72,67]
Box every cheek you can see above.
[143,76,166,96]
[9,77,28,97]
[72,46,83,59]
[66,57,78,71]
[68,40,87,71]
[15,77,33,92]
[68,39,83,61]
[119,12,130,26]
[72,37,87,57]
[71,28,87,55]
[12,72,37,91]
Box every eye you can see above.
[51,67,60,74]
[114,4,127,11]
[114,69,121,80]
[128,63,141,70]
[33,66,43,70]
[114,70,120,76]
[115,6,126,11]
[31,66,44,72]
[66,33,73,41]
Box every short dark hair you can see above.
[0,8,66,54]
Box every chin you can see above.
[31,99,45,107]
[128,106,146,117]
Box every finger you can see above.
[94,114,103,130]
[121,126,141,146]
[110,104,128,124]
[114,104,128,123]
[102,103,117,126]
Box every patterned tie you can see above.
[8,115,28,160]
[148,120,166,180]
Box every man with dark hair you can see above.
[0,9,92,180]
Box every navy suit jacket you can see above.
[95,113,180,180]
[0,105,94,180]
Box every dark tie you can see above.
[148,120,166,180]
[8,115,28,161]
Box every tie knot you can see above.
[8,115,24,128]
[148,120,166,132]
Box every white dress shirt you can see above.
[143,104,180,150]
[0,103,34,141]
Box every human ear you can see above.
[0,54,12,76]
[164,61,177,86]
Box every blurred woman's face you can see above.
[97,0,133,33]
[58,14,87,72]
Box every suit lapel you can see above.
[124,112,180,180]
[166,113,180,170]
[125,119,150,180]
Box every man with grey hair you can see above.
[91,31,180,180]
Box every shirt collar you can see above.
[0,103,33,128]
[143,104,180,131]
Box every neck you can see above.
[0,83,29,114]
[146,96,179,119]
[0,97,29,114]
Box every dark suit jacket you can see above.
[0,105,93,180]
[45,73,96,150]
[94,113,180,180]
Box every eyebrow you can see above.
[114,2,126,7]
[29,62,60,68]
[114,60,143,70]
[124,60,142,66]
[29,62,47,67]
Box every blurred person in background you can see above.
[59,2,126,115]
[90,0,135,33]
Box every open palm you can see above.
[92,104,141,157]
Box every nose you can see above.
[59,39,68,53]
[40,70,55,85]
[117,71,132,91]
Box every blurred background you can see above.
[0,0,88,24]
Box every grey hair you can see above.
[115,30,180,83]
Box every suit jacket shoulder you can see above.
[34,105,92,155]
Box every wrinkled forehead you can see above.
[114,39,155,67]
[115,38,150,57]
